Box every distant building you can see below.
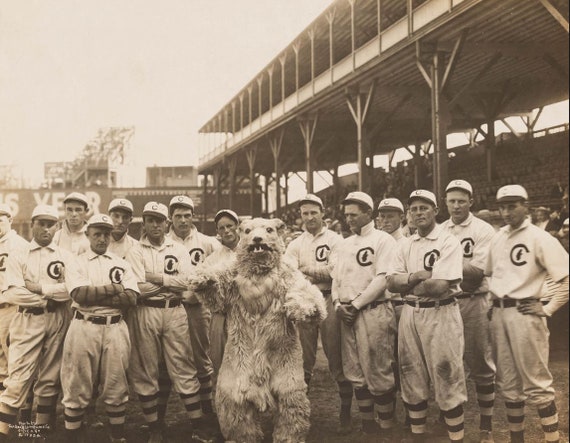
[0,164,22,189]
[146,166,197,187]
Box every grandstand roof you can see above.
[197,0,569,179]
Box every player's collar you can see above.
[86,250,112,260]
[503,217,531,235]
[412,223,442,241]
[29,239,56,251]
[358,221,376,236]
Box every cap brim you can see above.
[408,196,437,206]
[88,223,113,229]
[143,211,167,219]
[298,199,323,208]
[496,196,527,203]
[33,215,58,221]
[378,206,403,212]
[109,206,133,213]
[342,198,371,208]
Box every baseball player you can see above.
[441,179,496,443]
[0,205,88,441]
[53,192,90,256]
[125,202,215,443]
[284,194,353,435]
[331,191,397,439]
[486,185,569,443]
[386,190,467,443]
[107,198,138,259]
[167,195,220,416]
[0,204,30,393]
[202,209,240,379]
[61,213,138,442]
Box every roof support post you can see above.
[257,76,263,121]
[486,117,496,182]
[263,174,270,215]
[298,115,319,193]
[346,82,375,192]
[348,0,356,70]
[247,86,253,127]
[201,173,208,232]
[377,0,382,51]
[308,28,315,94]
[231,102,236,134]
[268,65,275,119]
[245,146,257,217]
[538,0,569,32]
[293,42,300,104]
[326,9,335,83]
[228,157,237,209]
[269,129,285,216]
[213,167,223,214]
[239,94,244,132]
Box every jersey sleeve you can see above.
[374,233,396,275]
[536,232,570,282]
[470,221,495,271]
[387,238,409,275]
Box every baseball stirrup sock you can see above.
[374,390,395,429]
[36,395,58,427]
[19,389,34,423]
[63,407,84,431]
[198,375,213,414]
[443,405,465,442]
[0,404,17,436]
[506,401,525,443]
[337,381,353,408]
[107,403,126,439]
[180,391,202,420]
[538,401,559,443]
[354,388,374,421]
[404,400,428,435]
[139,393,159,423]
[476,383,495,431]
[157,369,172,422]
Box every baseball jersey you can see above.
[201,241,237,269]
[108,233,138,259]
[388,223,463,302]
[168,226,220,267]
[285,226,342,292]
[2,240,87,306]
[331,221,396,305]
[485,218,569,300]
[53,222,90,256]
[0,230,30,300]
[125,235,193,301]
[70,249,140,315]
[441,213,495,294]
[386,228,410,301]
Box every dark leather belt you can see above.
[362,299,390,311]
[391,300,405,306]
[456,292,485,299]
[0,303,10,309]
[18,305,56,315]
[321,289,332,297]
[404,297,456,308]
[74,310,122,325]
[140,298,182,308]
[492,298,548,308]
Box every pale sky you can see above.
[0,0,333,186]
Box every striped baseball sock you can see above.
[538,401,559,443]
[19,389,34,424]
[476,383,494,431]
[337,381,353,411]
[138,393,159,423]
[355,387,378,433]
[373,389,395,429]
[505,401,525,443]
[198,375,214,414]
[443,404,465,442]
[404,400,428,436]
[107,403,127,440]
[36,395,58,429]
[180,391,202,420]
[0,403,18,436]
[157,367,172,423]
[63,407,84,431]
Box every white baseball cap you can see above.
[409,189,438,207]
[214,209,240,225]
[298,194,324,210]
[342,191,373,210]
[63,192,89,209]
[378,198,404,213]
[0,204,13,217]
[86,213,114,230]
[31,205,59,222]
[169,195,194,211]
[108,198,134,214]
[496,185,528,203]
[446,179,473,196]
[142,202,169,220]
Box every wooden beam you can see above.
[538,0,569,33]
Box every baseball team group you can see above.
[0,178,567,443]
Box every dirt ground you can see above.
[15,346,566,443]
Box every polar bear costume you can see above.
[191,218,327,443]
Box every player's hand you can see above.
[24,280,42,294]
[145,272,163,285]
[409,271,431,287]
[338,304,358,326]
[517,301,547,317]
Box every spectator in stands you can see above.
[558,218,569,253]
[401,209,416,237]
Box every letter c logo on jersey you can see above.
[109,266,125,284]
[461,238,475,258]
[510,243,529,266]
[423,249,440,271]
[189,248,205,266]
[0,253,7,272]
[356,247,374,267]
[315,245,330,263]
[164,255,179,275]
[47,261,64,280]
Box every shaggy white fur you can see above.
[191,218,327,443]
